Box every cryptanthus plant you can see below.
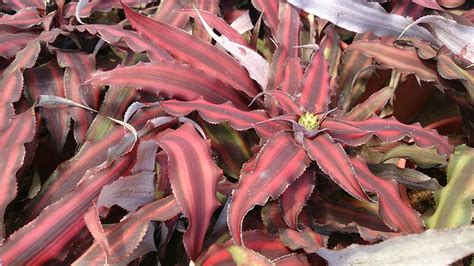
[0,0,473,265]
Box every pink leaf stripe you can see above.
[0,32,38,59]
[0,108,35,240]
[76,196,180,264]
[88,62,248,108]
[151,0,193,28]
[251,0,279,34]
[160,98,288,139]
[337,32,377,110]
[267,1,301,92]
[321,119,373,146]
[350,116,453,155]
[84,204,111,260]
[2,0,44,11]
[122,4,259,97]
[0,152,135,265]
[25,61,70,152]
[280,169,315,229]
[180,9,248,46]
[349,40,440,82]
[0,8,42,29]
[347,86,395,121]
[297,50,331,113]
[67,24,173,63]
[157,124,222,260]
[64,0,154,20]
[279,227,325,253]
[264,90,303,115]
[199,231,291,264]
[280,57,304,96]
[303,134,369,201]
[350,157,424,233]
[29,88,138,217]
[194,0,220,41]
[391,0,425,19]
[56,51,98,143]
[229,132,310,244]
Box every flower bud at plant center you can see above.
[298,113,320,130]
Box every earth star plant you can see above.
[0,0,472,265]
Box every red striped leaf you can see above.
[198,230,291,265]
[56,51,98,143]
[64,0,153,21]
[349,116,453,155]
[303,133,369,201]
[337,32,377,111]
[264,90,303,115]
[241,231,291,260]
[0,108,35,240]
[321,119,374,146]
[122,4,259,97]
[75,196,180,264]
[181,9,249,46]
[25,61,70,152]
[151,0,193,28]
[349,40,440,82]
[279,227,326,253]
[83,204,110,260]
[320,26,342,80]
[66,24,173,63]
[0,8,42,29]
[347,86,396,121]
[351,157,424,233]
[229,132,311,244]
[157,123,222,259]
[88,62,248,108]
[0,40,40,131]
[160,98,288,139]
[194,0,220,41]
[280,57,304,96]
[251,0,279,35]
[196,9,269,89]
[29,88,138,217]
[0,151,135,265]
[297,50,331,113]
[280,168,315,229]
[462,9,474,23]
[267,1,301,92]
[0,32,37,59]
[436,51,474,102]
[408,15,474,63]
[2,0,44,11]
[391,0,425,19]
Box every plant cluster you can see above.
[0,0,473,264]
